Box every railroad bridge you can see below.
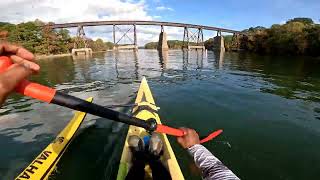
[49,20,243,54]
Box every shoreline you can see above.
[35,50,320,60]
[35,53,72,60]
[35,51,109,60]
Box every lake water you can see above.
[0,50,319,180]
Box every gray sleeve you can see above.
[187,144,240,180]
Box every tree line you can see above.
[237,18,320,56]
[145,40,201,49]
[0,20,114,55]
[145,40,184,49]
[145,17,319,56]
[206,17,320,56]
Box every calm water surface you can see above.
[0,50,319,180]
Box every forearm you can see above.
[188,144,240,180]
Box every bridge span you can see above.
[49,20,242,53]
[51,20,240,34]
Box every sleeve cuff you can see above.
[187,144,204,155]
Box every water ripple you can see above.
[1,50,320,180]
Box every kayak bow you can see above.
[117,77,184,180]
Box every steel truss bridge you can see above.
[49,20,243,52]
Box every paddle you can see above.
[0,56,222,143]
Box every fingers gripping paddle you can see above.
[0,56,222,143]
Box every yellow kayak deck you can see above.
[116,77,184,180]
[15,97,93,180]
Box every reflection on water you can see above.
[0,50,319,180]
[114,51,139,80]
[159,50,168,71]
[214,49,225,69]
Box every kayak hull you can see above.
[15,97,93,180]
[116,77,184,180]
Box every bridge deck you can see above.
[50,20,240,34]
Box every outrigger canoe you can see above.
[117,77,184,180]
[15,98,93,180]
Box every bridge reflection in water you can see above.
[69,48,226,84]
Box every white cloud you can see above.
[0,0,152,23]
[155,6,174,11]
[0,0,182,45]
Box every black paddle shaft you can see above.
[52,92,157,131]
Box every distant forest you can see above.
[0,20,113,55]
[145,40,188,49]
[238,18,320,56]
[145,18,320,56]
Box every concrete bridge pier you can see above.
[212,30,225,51]
[72,48,93,56]
[157,25,169,51]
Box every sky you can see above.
[0,0,319,45]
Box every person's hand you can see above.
[177,128,200,149]
[0,43,40,106]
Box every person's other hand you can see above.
[177,128,200,149]
[0,43,40,106]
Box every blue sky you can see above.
[146,0,320,30]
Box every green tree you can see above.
[238,17,319,56]
[105,42,114,49]
[167,40,184,49]
[56,29,72,53]
[93,38,107,51]
[286,18,314,25]
[7,22,42,53]
[305,24,320,55]
[39,23,60,54]
[204,38,214,49]
[86,38,113,51]
[145,42,157,49]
